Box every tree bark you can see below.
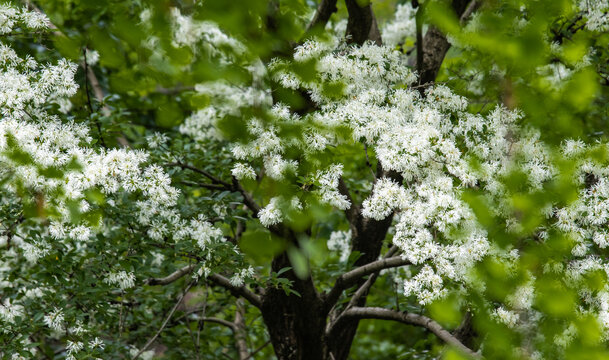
[415,0,476,85]
[325,176,398,360]
[234,299,250,360]
[345,0,382,45]
[260,253,328,360]
[307,0,339,32]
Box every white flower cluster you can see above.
[327,230,352,262]
[174,10,609,341]
[232,162,257,180]
[146,131,169,149]
[170,8,245,56]
[43,307,64,332]
[229,266,255,287]
[258,196,305,228]
[578,0,609,31]
[362,177,409,220]
[381,2,417,48]
[315,164,350,210]
[0,4,48,34]
[180,82,271,143]
[179,214,224,249]
[258,197,283,228]
[0,299,23,326]
[104,271,136,290]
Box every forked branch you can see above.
[325,255,410,307]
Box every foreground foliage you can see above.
[2,0,609,359]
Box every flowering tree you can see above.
[2,0,609,359]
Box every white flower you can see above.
[231,163,256,180]
[315,164,350,210]
[259,197,283,227]
[146,132,169,148]
[492,307,519,328]
[84,49,100,66]
[66,340,84,355]
[328,230,352,262]
[362,177,409,220]
[382,3,416,47]
[188,215,223,249]
[104,271,136,290]
[43,308,64,332]
[89,337,105,349]
[0,299,23,324]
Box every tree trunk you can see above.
[260,253,328,360]
[326,198,396,360]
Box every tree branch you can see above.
[245,340,271,360]
[307,0,338,32]
[133,281,195,359]
[413,0,476,85]
[196,317,238,332]
[165,162,265,218]
[324,255,410,307]
[181,180,226,191]
[346,246,399,309]
[145,264,197,286]
[337,178,359,225]
[231,177,261,214]
[166,162,232,188]
[234,299,249,360]
[459,0,480,25]
[208,274,262,309]
[329,307,481,359]
[415,1,424,83]
[344,0,382,45]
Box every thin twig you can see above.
[132,281,195,359]
[180,180,225,191]
[460,0,480,25]
[244,339,271,360]
[165,162,232,188]
[82,47,106,148]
